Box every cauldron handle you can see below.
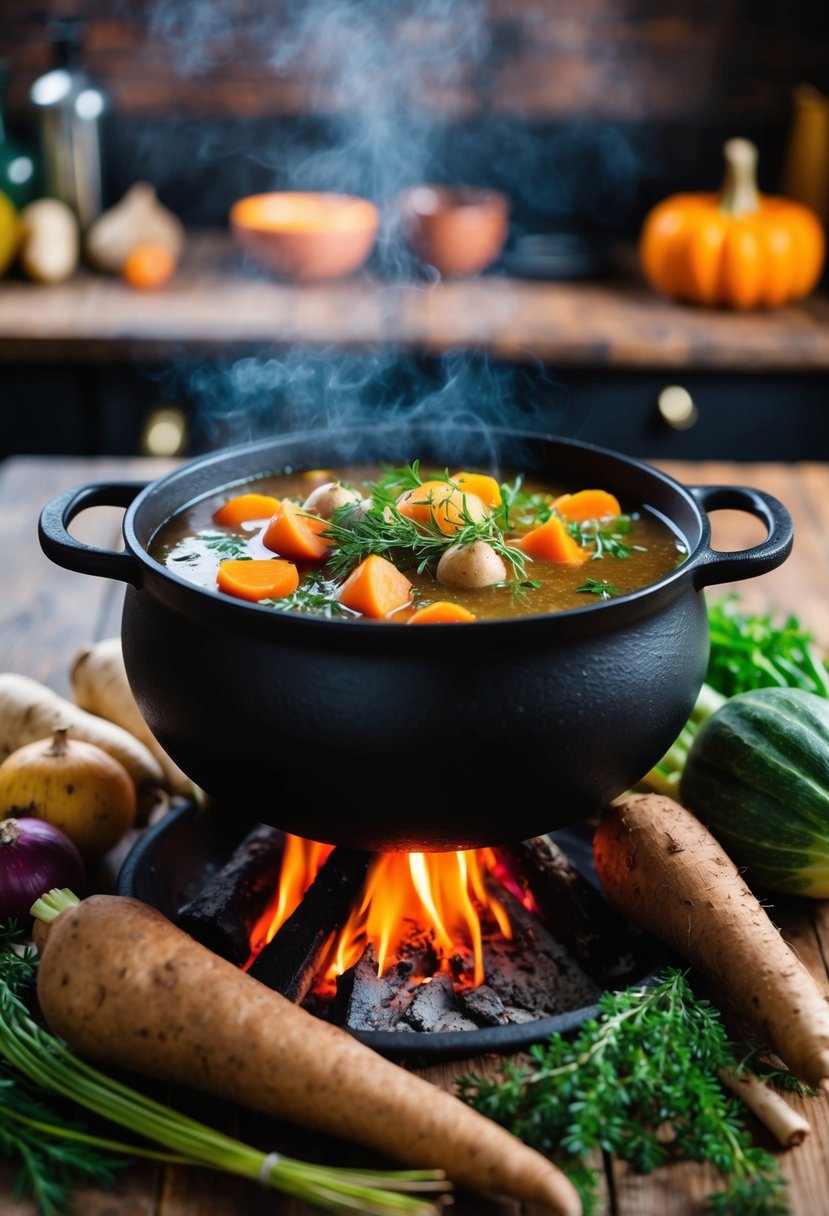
[687,484,794,588]
[38,482,146,586]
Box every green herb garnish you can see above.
[323,470,529,581]
[0,919,447,1216]
[260,572,352,618]
[458,968,790,1216]
[567,515,642,561]
[576,577,621,599]
[199,532,251,559]
[499,476,555,530]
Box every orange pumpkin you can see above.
[639,139,825,309]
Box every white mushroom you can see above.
[436,541,507,589]
[302,481,364,520]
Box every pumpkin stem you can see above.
[720,138,760,216]
[47,728,70,758]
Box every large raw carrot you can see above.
[513,515,590,565]
[408,601,476,624]
[338,554,413,618]
[262,501,331,561]
[552,490,621,522]
[33,894,581,1216]
[213,493,281,527]
[593,795,829,1092]
[216,559,299,602]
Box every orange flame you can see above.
[251,836,512,989]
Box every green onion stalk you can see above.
[1,892,449,1216]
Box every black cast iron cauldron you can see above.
[39,426,793,852]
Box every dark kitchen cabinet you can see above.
[1,362,828,463]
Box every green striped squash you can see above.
[679,687,829,896]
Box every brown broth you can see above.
[149,464,688,621]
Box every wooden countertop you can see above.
[1,455,829,1216]
[1,231,828,369]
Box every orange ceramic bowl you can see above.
[399,185,509,277]
[230,192,379,283]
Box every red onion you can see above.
[0,817,85,929]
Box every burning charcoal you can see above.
[176,824,283,965]
[432,1011,480,1034]
[332,945,400,1031]
[249,847,371,1003]
[482,889,599,1018]
[502,1007,537,1025]
[497,835,643,984]
[457,984,507,1028]
[400,972,456,1033]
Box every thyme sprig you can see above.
[0,920,447,1216]
[576,577,621,600]
[457,968,790,1216]
[322,469,530,581]
[260,572,354,619]
[567,515,642,561]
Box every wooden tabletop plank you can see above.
[1,455,828,1216]
[1,232,828,369]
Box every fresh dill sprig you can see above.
[261,572,353,619]
[457,968,790,1216]
[323,472,530,581]
[576,577,621,600]
[567,515,642,561]
[200,532,252,559]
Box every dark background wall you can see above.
[3,0,828,236]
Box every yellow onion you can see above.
[0,817,85,928]
[0,728,136,860]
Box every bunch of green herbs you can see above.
[643,597,829,796]
[0,914,447,1216]
[457,968,790,1216]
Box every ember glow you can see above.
[255,834,512,988]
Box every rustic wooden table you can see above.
[1,454,828,1216]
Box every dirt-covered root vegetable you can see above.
[0,673,165,802]
[0,729,135,860]
[302,481,364,520]
[70,640,193,796]
[594,795,829,1092]
[437,540,507,589]
[34,893,581,1216]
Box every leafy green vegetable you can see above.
[457,969,789,1216]
[642,597,829,797]
[0,916,446,1216]
[707,596,829,698]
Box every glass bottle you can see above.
[29,17,108,228]
[0,61,37,209]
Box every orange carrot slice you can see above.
[213,493,281,527]
[552,489,621,522]
[397,480,486,535]
[451,472,502,509]
[216,559,299,602]
[338,555,412,618]
[513,515,590,565]
[262,500,331,561]
[408,601,477,624]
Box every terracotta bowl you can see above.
[399,185,509,277]
[229,192,379,283]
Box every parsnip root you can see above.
[593,795,829,1093]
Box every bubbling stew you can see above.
[149,463,688,622]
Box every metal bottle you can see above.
[29,17,108,228]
